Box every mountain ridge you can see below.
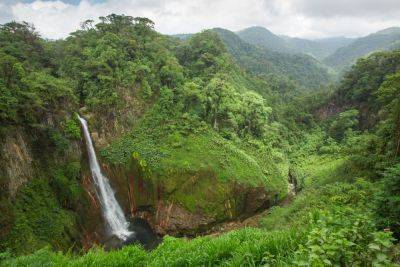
[212,27,331,89]
[323,26,400,71]
[174,26,400,66]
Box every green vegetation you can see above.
[214,28,331,89]
[324,27,400,72]
[1,14,400,266]
[236,26,290,53]
[236,26,354,60]
[0,14,290,256]
[3,173,396,267]
[4,178,79,254]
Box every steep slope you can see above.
[0,22,104,254]
[315,49,400,181]
[280,36,329,59]
[320,50,400,128]
[214,28,331,89]
[323,27,400,71]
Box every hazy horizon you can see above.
[1,0,400,40]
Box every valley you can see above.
[0,13,400,266]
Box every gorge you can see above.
[0,13,399,266]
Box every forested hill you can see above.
[173,28,332,89]
[212,28,331,89]
[322,50,400,129]
[312,36,355,56]
[311,50,400,205]
[323,27,400,72]
[236,26,290,53]
[236,26,354,60]
[282,36,354,60]
[176,26,400,78]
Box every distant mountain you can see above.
[174,26,400,77]
[237,26,354,60]
[172,33,193,40]
[313,37,354,53]
[236,26,291,53]
[286,36,355,60]
[213,28,331,89]
[323,27,400,71]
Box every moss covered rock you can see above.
[100,129,288,236]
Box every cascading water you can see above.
[78,115,132,240]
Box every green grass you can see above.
[103,127,283,189]
[102,127,288,218]
[0,228,305,267]
[262,141,377,231]
[261,179,376,231]
[2,205,396,266]
[158,132,269,186]
[297,154,349,187]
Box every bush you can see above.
[51,162,82,209]
[292,209,395,266]
[63,118,81,140]
[329,109,359,141]
[374,163,400,239]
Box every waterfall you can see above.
[78,115,132,240]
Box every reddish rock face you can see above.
[154,201,214,236]
[2,132,33,199]
[79,170,108,247]
[93,161,273,238]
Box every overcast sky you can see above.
[1,0,400,39]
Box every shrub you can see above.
[292,209,395,266]
[374,163,400,239]
[63,118,81,140]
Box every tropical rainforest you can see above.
[0,14,400,266]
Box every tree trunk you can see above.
[213,117,218,130]
[395,128,400,159]
[394,108,400,159]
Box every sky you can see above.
[1,0,400,40]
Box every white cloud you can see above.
[261,0,400,38]
[5,0,400,39]
[11,0,109,39]
[284,0,400,19]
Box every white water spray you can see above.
[78,115,132,240]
